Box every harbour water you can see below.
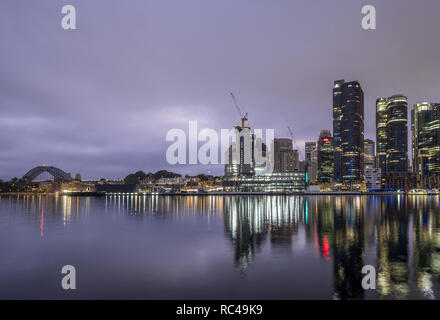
[0,194,439,299]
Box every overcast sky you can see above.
[1,0,440,179]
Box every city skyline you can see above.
[2,0,440,180]
[2,1,440,305]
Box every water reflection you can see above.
[223,196,302,271]
[1,194,440,299]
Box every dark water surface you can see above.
[1,194,439,299]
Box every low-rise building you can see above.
[382,172,416,191]
[95,184,139,193]
[365,168,381,191]
[223,172,305,192]
[61,180,95,193]
[156,177,184,185]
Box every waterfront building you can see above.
[412,102,440,188]
[95,184,139,193]
[157,177,184,185]
[317,130,334,184]
[364,139,375,169]
[224,119,259,177]
[364,168,381,191]
[385,95,408,173]
[273,138,298,173]
[184,176,201,184]
[254,137,267,175]
[333,80,365,186]
[223,172,305,192]
[382,172,416,191]
[225,143,239,177]
[375,95,409,189]
[61,180,95,193]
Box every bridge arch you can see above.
[23,166,70,181]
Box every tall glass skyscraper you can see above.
[412,102,440,187]
[332,80,344,183]
[376,95,409,174]
[317,130,334,184]
[376,98,387,173]
[385,95,408,173]
[333,80,365,186]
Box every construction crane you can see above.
[230,92,248,128]
[287,126,296,144]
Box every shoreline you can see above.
[1,191,438,196]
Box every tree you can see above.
[123,170,153,184]
[124,174,140,185]
[153,170,181,180]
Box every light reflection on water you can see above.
[0,194,439,299]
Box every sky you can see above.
[1,0,440,179]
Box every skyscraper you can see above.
[292,149,300,171]
[305,142,317,182]
[311,147,318,182]
[254,137,267,176]
[375,95,411,190]
[333,80,365,186]
[412,102,440,187]
[273,138,298,173]
[385,95,408,173]
[364,139,375,169]
[225,119,256,177]
[376,98,388,173]
[317,130,334,184]
[332,80,344,183]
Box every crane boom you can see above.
[287,125,304,160]
[287,126,296,144]
[230,92,243,118]
[230,92,248,128]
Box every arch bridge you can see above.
[23,166,70,181]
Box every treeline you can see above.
[0,178,31,193]
[123,170,220,184]
[124,170,182,184]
